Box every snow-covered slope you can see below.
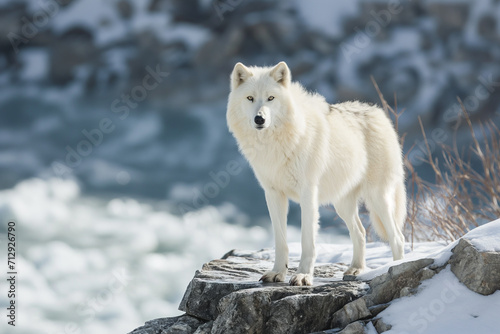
[379,220,500,334]
[381,267,500,334]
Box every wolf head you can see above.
[227,62,293,133]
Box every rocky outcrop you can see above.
[130,236,500,334]
[129,315,205,334]
[178,257,269,321]
[177,256,368,334]
[449,238,500,295]
[130,256,437,334]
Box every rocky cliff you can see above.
[128,226,500,334]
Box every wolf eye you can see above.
[268,96,274,101]
[247,96,254,102]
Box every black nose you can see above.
[254,115,265,125]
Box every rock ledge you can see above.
[129,237,500,334]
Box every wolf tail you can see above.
[368,181,406,241]
[394,181,407,233]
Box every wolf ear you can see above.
[231,62,252,91]
[270,61,291,87]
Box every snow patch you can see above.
[19,48,49,81]
[295,0,360,38]
[462,218,500,252]
[381,267,500,334]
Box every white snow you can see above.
[157,23,211,50]
[381,267,500,334]
[256,239,450,283]
[372,219,500,334]
[461,218,500,252]
[294,0,360,38]
[19,48,49,81]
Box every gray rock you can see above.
[177,255,368,334]
[449,238,500,295]
[338,321,367,334]
[367,303,390,318]
[129,315,203,334]
[212,280,367,334]
[178,256,273,320]
[419,267,437,281]
[330,297,371,329]
[427,2,470,31]
[343,274,357,281]
[193,321,213,334]
[309,321,370,334]
[309,330,339,334]
[372,318,392,333]
[48,28,96,86]
[327,258,436,333]
[179,255,353,322]
[366,258,434,306]
[398,286,413,298]
[164,316,204,334]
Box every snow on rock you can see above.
[357,219,500,281]
[294,0,360,38]
[449,238,500,295]
[461,218,500,252]
[378,219,500,333]
[380,267,500,334]
[51,0,129,46]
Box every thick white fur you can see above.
[227,62,406,286]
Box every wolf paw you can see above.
[343,266,363,277]
[289,273,313,286]
[260,271,286,283]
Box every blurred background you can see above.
[0,0,499,332]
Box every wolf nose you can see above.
[254,115,265,125]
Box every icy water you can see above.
[0,178,273,332]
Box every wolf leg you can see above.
[336,196,366,276]
[290,186,319,286]
[260,189,289,283]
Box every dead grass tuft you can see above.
[372,77,500,245]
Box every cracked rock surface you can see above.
[129,234,500,334]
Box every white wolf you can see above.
[227,61,406,286]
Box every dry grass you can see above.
[372,78,500,244]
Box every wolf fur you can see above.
[227,61,406,286]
